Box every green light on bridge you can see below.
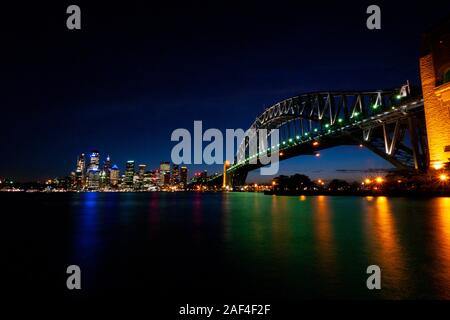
[325,124,330,128]
[314,128,318,132]
[289,138,293,143]
[296,135,300,139]
[338,118,343,123]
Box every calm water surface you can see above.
[4,192,450,300]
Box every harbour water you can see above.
[4,192,450,300]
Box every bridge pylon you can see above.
[420,19,450,171]
[222,160,230,189]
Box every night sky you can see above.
[1,1,449,182]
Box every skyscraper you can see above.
[86,150,100,190]
[76,153,86,174]
[125,160,135,188]
[103,155,111,173]
[138,164,146,179]
[150,170,159,188]
[136,164,147,191]
[171,164,180,186]
[88,150,100,171]
[110,164,120,188]
[159,161,170,186]
[100,155,112,189]
[180,166,188,189]
[75,153,86,189]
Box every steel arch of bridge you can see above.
[212,90,428,186]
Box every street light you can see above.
[439,174,448,182]
[433,162,444,170]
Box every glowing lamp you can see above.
[433,162,444,170]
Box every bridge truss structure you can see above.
[201,89,428,186]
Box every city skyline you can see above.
[68,150,190,191]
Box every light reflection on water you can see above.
[65,192,450,299]
[432,197,450,298]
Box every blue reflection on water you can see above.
[73,192,99,263]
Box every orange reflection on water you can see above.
[270,195,291,260]
[367,196,407,295]
[313,196,336,277]
[433,197,450,296]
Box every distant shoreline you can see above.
[263,190,450,198]
[1,189,449,198]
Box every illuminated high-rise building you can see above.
[171,164,180,186]
[180,166,188,188]
[159,161,170,186]
[88,150,100,171]
[76,153,86,174]
[125,160,135,187]
[163,172,171,185]
[103,155,112,173]
[100,155,112,189]
[86,150,100,190]
[135,164,147,190]
[75,153,86,189]
[150,170,159,187]
[86,169,100,190]
[110,164,120,188]
[138,164,146,179]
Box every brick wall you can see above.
[420,54,450,168]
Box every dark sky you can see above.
[1,1,449,182]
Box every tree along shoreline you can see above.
[264,190,450,198]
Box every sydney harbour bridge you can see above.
[205,88,428,186]
[194,19,450,187]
